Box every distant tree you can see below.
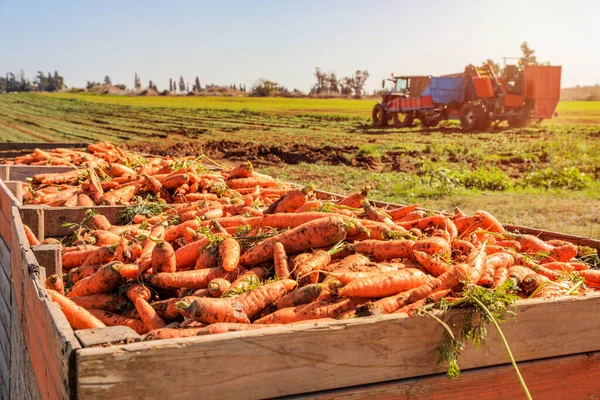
[311,67,328,94]
[519,42,537,66]
[251,79,279,97]
[342,70,369,97]
[481,59,501,76]
[178,76,185,92]
[169,78,173,92]
[104,75,112,85]
[328,72,340,93]
[114,84,127,90]
[34,71,47,91]
[193,76,201,92]
[135,73,141,90]
[186,83,190,92]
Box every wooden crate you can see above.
[2,156,600,399]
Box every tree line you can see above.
[0,70,65,93]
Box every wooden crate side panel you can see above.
[8,166,74,182]
[10,206,81,399]
[19,207,44,242]
[301,352,600,400]
[76,295,600,400]
[0,235,11,313]
[10,285,42,400]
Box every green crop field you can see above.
[0,93,598,237]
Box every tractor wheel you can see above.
[372,104,388,128]
[460,103,487,131]
[393,112,414,128]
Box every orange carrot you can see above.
[408,264,470,304]
[275,284,325,309]
[80,244,118,267]
[89,214,112,230]
[207,278,231,297]
[413,250,452,277]
[254,298,355,324]
[152,241,177,273]
[226,177,278,189]
[224,161,253,180]
[23,224,40,246]
[237,279,297,319]
[67,262,122,298]
[144,326,206,340]
[178,297,250,324]
[240,216,348,266]
[413,236,451,257]
[266,185,314,214]
[338,268,428,298]
[387,204,419,220]
[348,240,414,261]
[45,274,64,295]
[135,298,167,331]
[229,267,267,291]
[160,173,190,190]
[87,309,146,335]
[70,293,120,311]
[273,242,290,279]
[47,290,106,330]
[90,230,121,246]
[126,284,152,303]
[99,184,138,205]
[219,237,240,272]
[337,186,370,208]
[147,267,240,289]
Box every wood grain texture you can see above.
[75,326,142,348]
[0,236,11,307]
[297,352,600,400]
[77,294,600,400]
[26,205,126,238]
[4,181,23,204]
[32,244,62,277]
[19,206,44,242]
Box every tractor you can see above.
[372,63,561,130]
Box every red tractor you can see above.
[372,63,561,130]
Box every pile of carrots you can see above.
[9,143,598,341]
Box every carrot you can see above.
[99,184,138,205]
[144,326,207,340]
[152,241,177,273]
[67,262,122,298]
[45,274,64,295]
[87,309,146,335]
[178,297,250,324]
[512,234,554,255]
[106,163,136,177]
[408,264,470,304]
[337,186,370,208]
[164,219,203,242]
[194,245,219,270]
[507,266,533,285]
[226,177,278,189]
[294,250,331,285]
[397,215,458,240]
[89,214,112,230]
[387,204,419,220]
[66,264,102,284]
[224,161,253,180]
[219,237,240,272]
[146,267,240,289]
[23,224,40,246]
[546,242,578,263]
[413,236,451,257]
[362,200,394,226]
[254,298,355,324]
[398,289,452,315]
[240,216,348,266]
[358,288,419,316]
[348,240,414,261]
[275,284,325,309]
[266,185,314,214]
[413,250,452,277]
[273,242,290,279]
[492,265,509,289]
[118,263,140,280]
[86,167,104,204]
[294,199,322,213]
[160,173,190,190]
[151,298,183,320]
[495,240,521,251]
[47,290,106,330]
[468,244,487,284]
[143,173,162,195]
[338,268,428,298]
[126,284,152,303]
[135,298,167,331]
[80,244,118,267]
[229,267,267,291]
[90,230,121,246]
[237,279,297,319]
[70,293,120,311]
[207,278,231,297]
[477,252,515,287]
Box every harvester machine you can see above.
[372,63,561,130]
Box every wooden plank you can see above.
[0,165,9,181]
[0,142,88,151]
[0,236,11,307]
[32,244,62,277]
[75,326,142,348]
[10,286,43,400]
[297,352,600,400]
[38,205,126,238]
[4,181,23,204]
[0,276,10,347]
[19,206,44,242]
[0,307,10,375]
[8,165,74,182]
[77,294,600,400]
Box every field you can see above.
[0,93,598,237]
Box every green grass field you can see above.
[0,93,598,237]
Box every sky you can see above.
[1,0,598,92]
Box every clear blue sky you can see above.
[1,0,598,92]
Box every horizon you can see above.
[1,0,599,92]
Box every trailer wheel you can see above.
[460,103,486,131]
[393,112,414,128]
[372,104,388,128]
